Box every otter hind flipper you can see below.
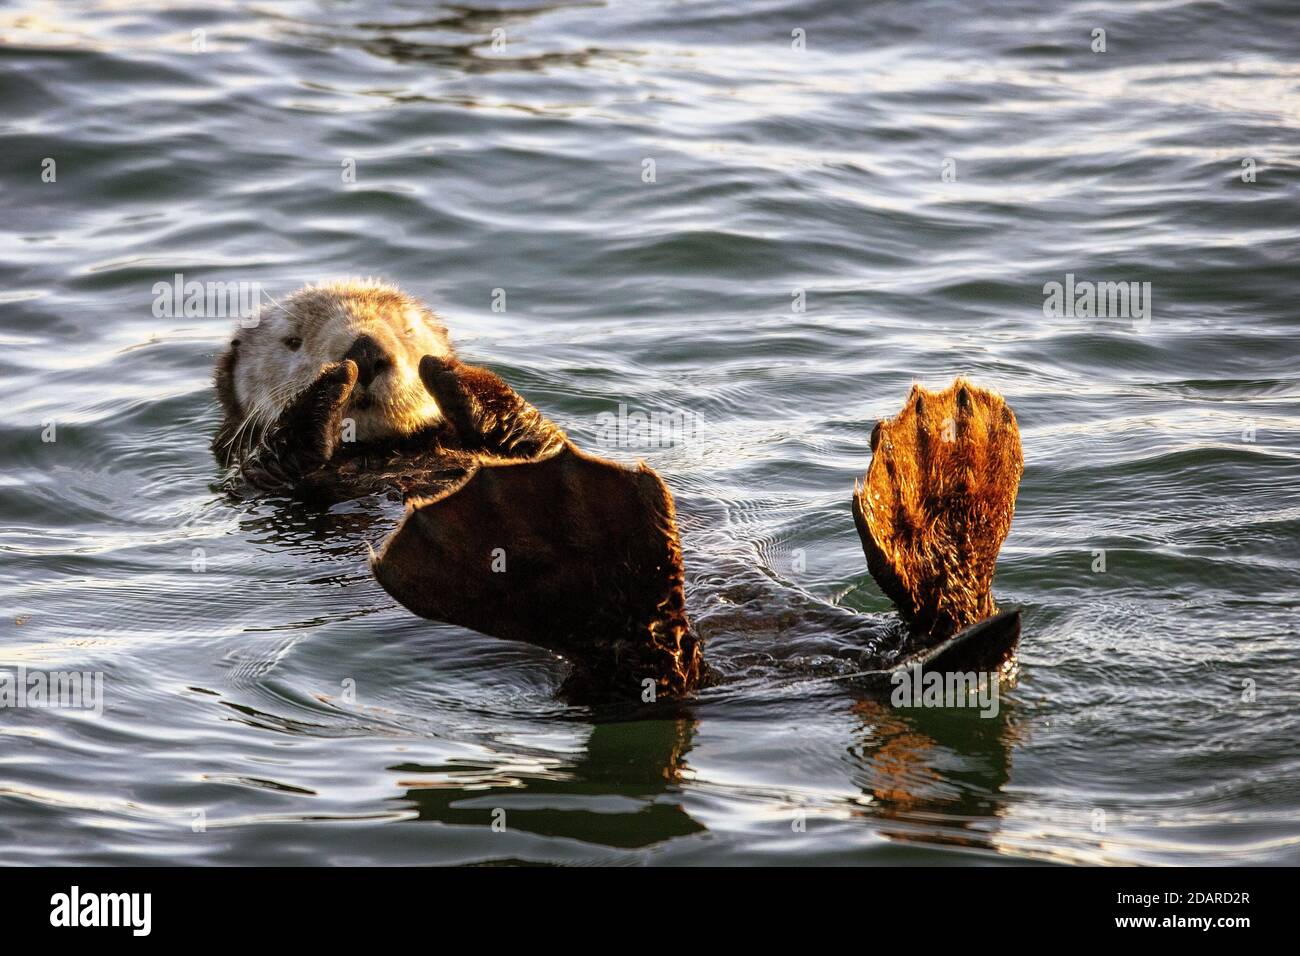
[371,443,702,700]
[903,606,1021,675]
[853,378,1023,641]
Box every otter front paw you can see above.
[240,361,358,489]
[418,355,483,442]
[418,355,564,460]
[283,359,358,463]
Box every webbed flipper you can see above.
[853,378,1023,641]
[371,442,702,700]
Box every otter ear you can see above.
[213,343,241,419]
[852,378,1023,640]
[371,442,701,699]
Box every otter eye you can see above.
[283,336,302,351]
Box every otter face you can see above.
[221,280,454,445]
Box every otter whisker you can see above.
[223,389,282,452]
[225,380,305,460]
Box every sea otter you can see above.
[214,280,1024,701]
[213,280,562,495]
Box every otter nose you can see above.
[342,334,392,387]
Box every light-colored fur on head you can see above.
[218,279,454,448]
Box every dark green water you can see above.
[1,0,1298,864]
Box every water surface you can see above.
[1,0,1298,864]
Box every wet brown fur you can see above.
[371,443,701,700]
[417,355,567,462]
[853,378,1023,641]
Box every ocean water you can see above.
[1,0,1298,865]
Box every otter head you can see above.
[216,279,454,448]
